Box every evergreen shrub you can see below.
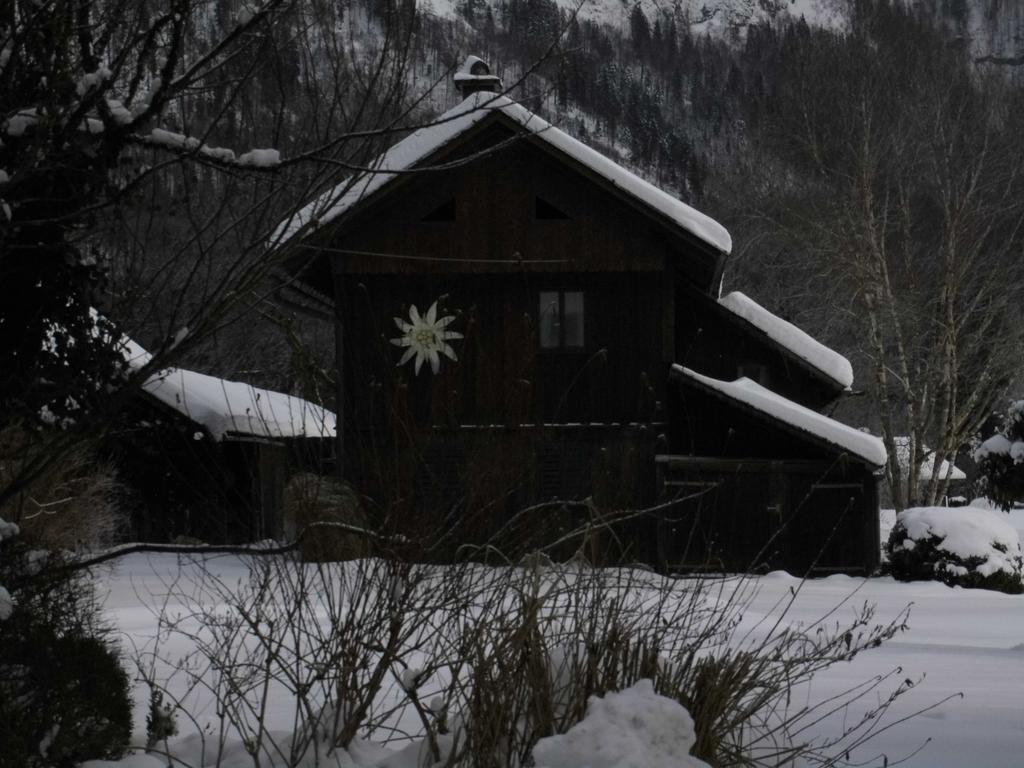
[0,533,132,766]
[886,507,1024,594]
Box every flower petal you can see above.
[394,317,409,331]
[398,347,416,366]
[425,301,438,325]
[391,336,413,347]
[429,349,440,373]
[414,351,425,375]
[436,315,456,328]
[409,305,421,325]
[442,331,464,340]
[441,343,458,361]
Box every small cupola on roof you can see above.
[454,55,503,98]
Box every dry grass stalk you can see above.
[0,426,125,551]
[136,540,931,768]
[284,472,371,562]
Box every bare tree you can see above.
[0,0,491,518]
[746,0,1024,509]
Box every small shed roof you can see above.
[672,366,886,466]
[894,437,967,482]
[271,91,732,254]
[717,292,853,390]
[123,339,336,441]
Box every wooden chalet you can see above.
[272,57,886,574]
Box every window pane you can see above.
[563,291,584,347]
[539,291,560,348]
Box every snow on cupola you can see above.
[454,55,502,98]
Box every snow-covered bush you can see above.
[886,506,1024,593]
[0,518,132,766]
[974,400,1024,510]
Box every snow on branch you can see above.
[129,129,282,169]
[0,516,19,621]
[61,520,401,573]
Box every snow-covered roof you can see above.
[672,366,886,466]
[271,92,732,254]
[123,339,336,441]
[893,437,967,482]
[717,292,853,390]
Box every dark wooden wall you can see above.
[323,122,718,284]
[653,456,878,574]
[337,272,668,430]
[325,116,727,437]
[659,381,880,574]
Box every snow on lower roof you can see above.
[893,437,967,482]
[271,92,731,254]
[717,292,853,390]
[124,340,336,441]
[673,366,886,466]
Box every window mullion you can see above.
[559,290,567,349]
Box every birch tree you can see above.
[762,0,1024,509]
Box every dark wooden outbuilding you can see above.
[273,58,885,574]
[108,349,335,544]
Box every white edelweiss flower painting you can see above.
[390,301,463,375]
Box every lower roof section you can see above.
[716,291,854,391]
[670,365,886,467]
[122,338,336,442]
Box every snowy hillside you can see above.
[421,0,845,32]
[420,0,1019,60]
[963,0,1024,62]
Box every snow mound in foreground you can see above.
[887,506,1024,593]
[532,679,710,768]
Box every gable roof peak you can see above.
[270,92,732,255]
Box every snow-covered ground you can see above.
[745,572,1024,767]
[93,521,1024,768]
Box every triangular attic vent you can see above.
[422,199,456,222]
[535,197,570,220]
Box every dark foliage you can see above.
[885,520,1024,594]
[0,538,132,767]
[976,402,1024,511]
[0,2,137,429]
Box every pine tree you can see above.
[629,6,651,56]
